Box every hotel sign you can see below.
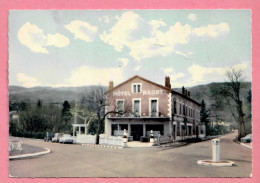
[113,89,164,96]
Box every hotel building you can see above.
[105,75,205,141]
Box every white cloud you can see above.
[192,23,230,37]
[64,66,125,86]
[17,73,42,87]
[100,11,143,52]
[134,65,141,71]
[65,20,98,42]
[161,67,185,81]
[149,19,167,32]
[188,13,197,21]
[188,64,226,83]
[232,63,247,71]
[119,58,129,67]
[100,11,230,61]
[18,22,70,53]
[162,68,173,75]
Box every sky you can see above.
[9,10,251,88]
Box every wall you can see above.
[106,77,171,117]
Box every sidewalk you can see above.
[9,143,51,160]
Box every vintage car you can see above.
[59,134,74,144]
[241,134,252,143]
[44,132,54,142]
[52,133,63,143]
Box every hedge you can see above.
[11,131,45,139]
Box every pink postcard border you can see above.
[0,0,259,183]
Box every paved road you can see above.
[9,132,251,177]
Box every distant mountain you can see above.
[9,86,96,104]
[185,82,251,123]
[9,82,251,123]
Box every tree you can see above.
[62,101,72,132]
[217,68,247,140]
[81,86,132,144]
[37,99,42,108]
[243,89,252,134]
[200,100,210,136]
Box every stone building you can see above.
[104,75,205,141]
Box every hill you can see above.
[9,82,251,123]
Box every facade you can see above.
[105,75,205,142]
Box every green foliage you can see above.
[243,89,252,134]
[9,100,31,111]
[210,124,232,136]
[9,99,68,137]
[62,101,72,132]
[9,120,18,135]
[200,100,210,135]
[11,130,45,139]
[88,118,98,135]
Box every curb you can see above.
[241,142,252,149]
[197,160,236,167]
[9,148,51,160]
[81,144,123,149]
[233,138,252,149]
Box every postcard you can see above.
[8,9,252,178]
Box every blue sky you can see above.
[9,10,251,88]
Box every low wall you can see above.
[9,140,23,151]
[155,136,172,144]
[99,134,124,146]
[75,134,96,144]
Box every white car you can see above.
[241,134,252,143]
[59,134,74,144]
[52,133,63,143]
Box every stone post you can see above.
[212,139,220,162]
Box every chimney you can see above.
[109,81,114,90]
[188,91,190,97]
[184,89,187,96]
[165,76,171,89]
[182,86,185,94]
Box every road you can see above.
[9,132,251,177]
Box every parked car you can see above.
[52,133,63,143]
[59,134,74,144]
[44,132,54,142]
[241,134,252,143]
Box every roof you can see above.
[171,90,201,106]
[106,75,171,93]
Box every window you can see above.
[132,83,141,93]
[150,99,158,117]
[177,122,180,136]
[173,99,177,114]
[116,100,124,116]
[133,100,140,116]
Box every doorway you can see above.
[131,125,143,141]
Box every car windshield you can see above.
[245,134,252,138]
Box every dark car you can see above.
[44,132,54,142]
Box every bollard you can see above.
[150,130,154,143]
[123,129,128,147]
[212,139,220,162]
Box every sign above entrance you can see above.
[113,89,164,96]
